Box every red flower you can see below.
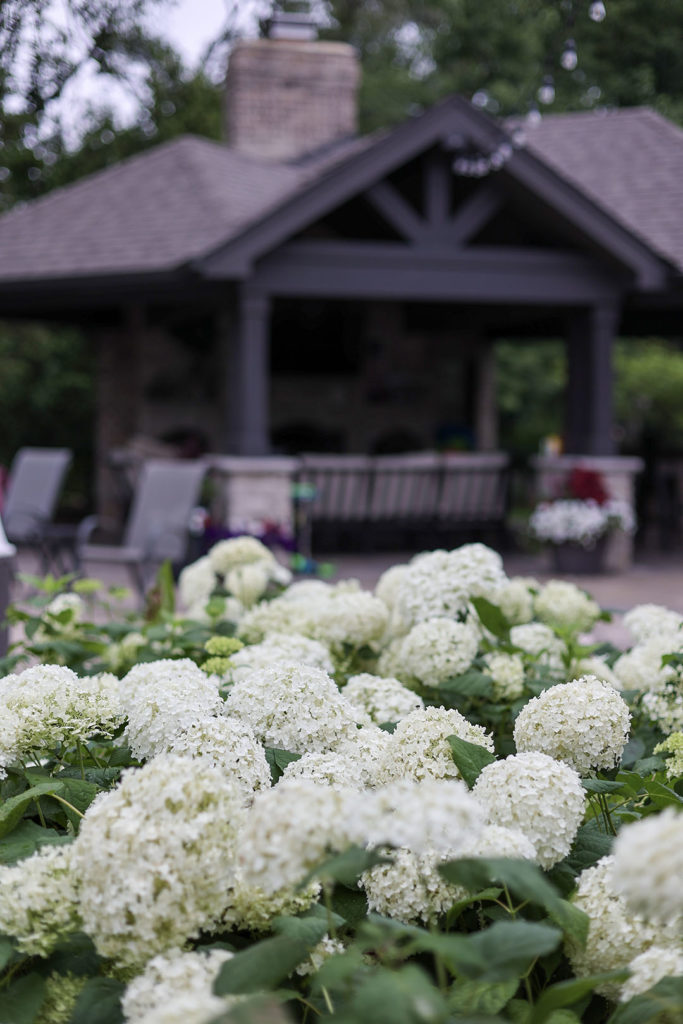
[564,468,609,505]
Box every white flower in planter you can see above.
[529,497,635,550]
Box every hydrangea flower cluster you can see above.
[376,706,494,784]
[619,946,683,1004]
[529,497,634,548]
[534,580,602,632]
[611,807,683,927]
[473,751,585,868]
[72,756,246,966]
[513,675,631,774]
[395,545,506,629]
[366,778,484,854]
[121,948,235,1024]
[227,631,334,682]
[178,536,292,618]
[510,622,567,673]
[566,856,667,1001]
[399,617,480,688]
[0,665,124,776]
[227,662,364,753]
[121,659,223,761]
[0,845,81,956]
[342,672,424,723]
[483,652,525,701]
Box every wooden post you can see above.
[94,305,143,526]
[565,302,619,455]
[474,340,498,451]
[226,286,271,455]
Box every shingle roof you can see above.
[0,105,680,284]
[523,107,683,272]
[0,135,358,281]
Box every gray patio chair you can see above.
[2,447,73,568]
[78,459,206,597]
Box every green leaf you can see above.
[0,782,61,838]
[331,885,369,928]
[581,779,624,794]
[0,972,47,1024]
[0,933,15,972]
[0,820,70,864]
[214,918,329,995]
[341,964,449,1024]
[530,972,630,1024]
[264,747,301,785]
[440,670,494,698]
[564,823,613,876]
[441,920,563,982]
[69,977,125,1024]
[471,596,511,640]
[607,976,683,1024]
[449,977,518,1015]
[44,931,101,979]
[446,734,497,788]
[439,858,588,947]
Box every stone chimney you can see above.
[225,9,360,163]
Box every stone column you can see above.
[474,340,498,451]
[94,306,143,527]
[224,287,271,455]
[565,302,620,456]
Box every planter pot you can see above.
[550,537,607,575]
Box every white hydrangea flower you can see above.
[513,675,631,775]
[374,563,410,611]
[620,946,683,1003]
[473,751,585,868]
[238,588,388,654]
[227,662,362,754]
[0,665,124,775]
[177,555,216,611]
[362,846,464,926]
[343,673,423,724]
[530,498,634,548]
[165,713,271,794]
[366,778,484,854]
[281,750,367,790]
[224,562,271,607]
[122,948,235,1024]
[534,580,602,633]
[613,635,681,694]
[396,545,506,629]
[497,577,537,625]
[376,706,494,784]
[103,632,148,674]
[641,689,683,736]
[483,652,525,701]
[334,725,392,787]
[237,779,365,893]
[296,936,346,976]
[376,637,408,679]
[32,592,85,646]
[72,756,246,967]
[399,617,480,688]
[566,856,670,1001]
[510,622,567,674]
[185,595,245,626]
[623,604,683,644]
[227,632,334,683]
[223,872,320,934]
[611,808,683,927]
[0,845,80,956]
[363,824,535,926]
[120,659,223,762]
[133,995,231,1024]
[208,536,276,575]
[573,654,622,691]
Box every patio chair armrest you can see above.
[143,523,190,563]
[75,515,100,546]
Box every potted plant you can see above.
[529,467,636,573]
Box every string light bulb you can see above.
[560,39,578,70]
[537,76,556,105]
[589,1,606,22]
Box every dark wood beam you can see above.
[423,150,451,224]
[365,181,427,242]
[254,240,624,305]
[449,183,504,244]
